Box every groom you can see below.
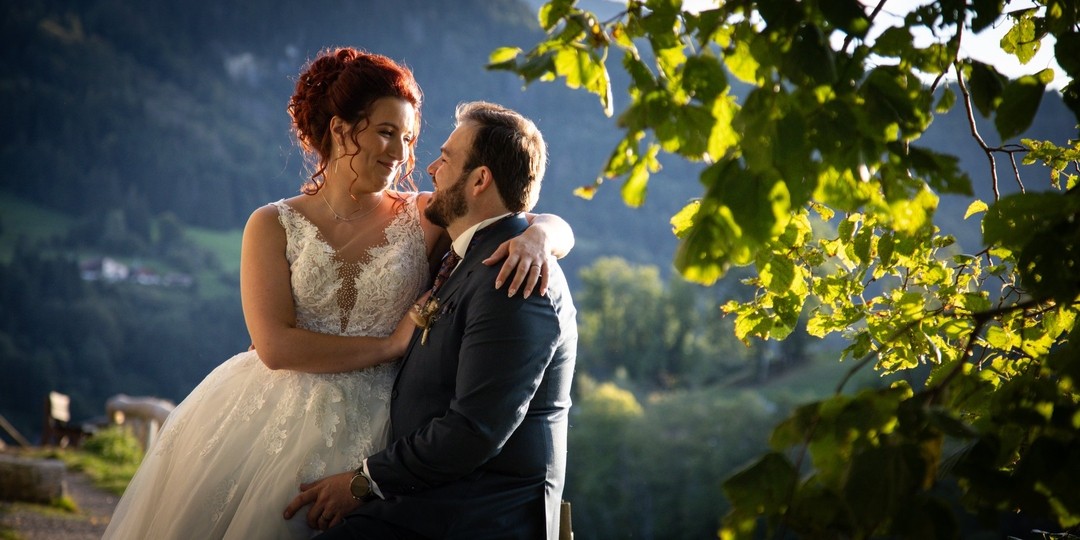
[284,101,578,539]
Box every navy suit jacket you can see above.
[356,214,577,539]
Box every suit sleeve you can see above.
[366,278,561,494]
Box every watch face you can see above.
[351,474,370,499]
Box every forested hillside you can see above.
[0,0,699,436]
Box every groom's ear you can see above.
[470,166,494,195]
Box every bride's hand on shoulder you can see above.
[483,230,548,299]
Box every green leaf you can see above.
[708,162,792,243]
[724,37,762,85]
[861,66,925,139]
[1000,12,1039,64]
[983,191,1076,249]
[845,446,916,530]
[517,49,558,82]
[967,61,1005,117]
[682,54,728,104]
[888,186,938,235]
[553,45,613,116]
[874,26,913,57]
[620,143,660,207]
[488,47,522,67]
[970,0,1004,32]
[707,92,739,161]
[899,144,973,196]
[785,24,836,85]
[1055,31,1080,78]
[964,200,988,219]
[820,0,871,37]
[995,72,1048,141]
[673,208,733,284]
[670,200,700,238]
[538,0,574,31]
[1018,227,1080,302]
[934,86,956,114]
[722,452,798,514]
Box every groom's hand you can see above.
[283,471,361,531]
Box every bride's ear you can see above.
[329,116,350,150]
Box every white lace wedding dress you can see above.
[103,197,428,539]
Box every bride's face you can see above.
[334,97,416,193]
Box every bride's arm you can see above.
[240,205,414,374]
[483,212,574,298]
[415,193,574,297]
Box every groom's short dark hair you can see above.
[456,101,546,212]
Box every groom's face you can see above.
[425,122,478,228]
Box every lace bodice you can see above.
[273,196,429,338]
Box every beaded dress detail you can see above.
[103,196,428,540]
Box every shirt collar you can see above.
[452,212,514,258]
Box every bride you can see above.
[102,47,573,539]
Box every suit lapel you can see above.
[396,214,529,369]
[435,215,528,303]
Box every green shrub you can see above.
[81,426,143,466]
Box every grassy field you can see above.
[186,226,243,299]
[186,226,243,276]
[1,193,246,299]
[0,193,73,263]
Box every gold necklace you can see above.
[320,191,384,222]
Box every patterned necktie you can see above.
[412,218,505,344]
[430,249,461,297]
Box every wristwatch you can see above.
[350,467,377,502]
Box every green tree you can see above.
[496,0,1080,536]
[566,377,644,538]
[577,256,752,388]
[577,257,668,382]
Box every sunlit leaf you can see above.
[1000,12,1039,64]
[573,183,598,200]
[724,38,762,84]
[670,200,700,237]
[620,143,660,207]
[538,0,574,30]
[707,92,739,161]
[888,186,938,235]
[488,47,522,66]
[964,200,988,219]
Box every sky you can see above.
[863,0,1065,90]
[639,0,1067,90]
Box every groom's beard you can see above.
[424,170,470,228]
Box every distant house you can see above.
[79,257,192,288]
[79,257,130,282]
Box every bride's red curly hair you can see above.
[288,47,423,194]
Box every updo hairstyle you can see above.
[288,47,423,193]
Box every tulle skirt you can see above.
[103,350,396,540]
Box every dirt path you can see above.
[0,472,119,540]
